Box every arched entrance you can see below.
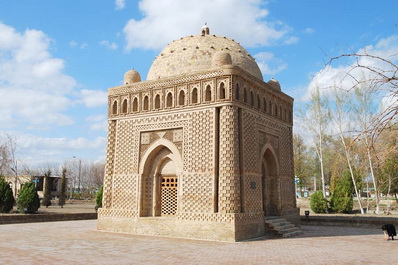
[139,139,182,217]
[261,146,279,216]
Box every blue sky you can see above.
[0,0,397,166]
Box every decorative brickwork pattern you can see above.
[161,176,178,215]
[112,174,138,210]
[98,208,138,218]
[243,174,262,213]
[242,110,259,173]
[114,120,135,175]
[219,106,241,213]
[181,173,214,213]
[99,29,298,241]
[109,70,224,96]
[103,120,116,208]
[187,109,214,172]
[132,117,189,172]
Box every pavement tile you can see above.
[0,220,396,265]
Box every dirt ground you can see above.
[4,198,398,217]
[2,199,96,215]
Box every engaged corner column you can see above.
[218,106,241,213]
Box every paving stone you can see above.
[0,220,396,264]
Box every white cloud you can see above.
[79,89,108,108]
[69,40,77,47]
[69,40,88,49]
[0,22,77,128]
[100,40,118,50]
[254,52,287,76]
[284,36,299,45]
[86,115,107,131]
[80,42,88,49]
[15,133,106,165]
[115,0,126,10]
[304,28,314,34]
[123,0,291,51]
[302,34,398,101]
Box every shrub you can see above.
[17,182,40,213]
[95,185,103,210]
[0,176,15,213]
[330,172,354,213]
[310,191,329,213]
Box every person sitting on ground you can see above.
[381,224,396,240]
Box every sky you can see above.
[0,0,397,167]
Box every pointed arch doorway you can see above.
[139,139,182,217]
[261,146,280,216]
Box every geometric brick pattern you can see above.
[243,174,262,213]
[100,39,297,240]
[103,120,116,208]
[242,110,258,173]
[181,173,214,213]
[188,109,214,172]
[218,105,241,213]
[112,174,138,210]
[161,176,178,215]
[114,120,135,174]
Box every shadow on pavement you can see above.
[299,225,382,238]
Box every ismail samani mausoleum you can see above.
[97,25,300,241]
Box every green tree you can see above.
[310,191,329,213]
[42,170,52,208]
[330,170,354,213]
[95,185,103,210]
[0,176,14,213]
[58,168,67,208]
[17,182,40,213]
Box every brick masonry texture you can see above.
[98,28,298,241]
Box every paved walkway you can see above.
[0,220,396,264]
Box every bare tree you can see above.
[0,134,19,197]
[327,49,398,136]
[331,88,364,213]
[353,85,381,213]
[302,86,331,199]
[0,139,8,176]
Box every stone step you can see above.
[264,216,302,238]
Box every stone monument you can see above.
[97,25,299,241]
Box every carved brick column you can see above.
[218,106,241,213]
[103,120,117,208]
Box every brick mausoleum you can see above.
[97,25,300,241]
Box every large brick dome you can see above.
[147,26,263,81]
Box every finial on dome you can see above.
[201,23,210,36]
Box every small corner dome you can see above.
[124,69,141,85]
[267,78,281,91]
[211,51,232,68]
